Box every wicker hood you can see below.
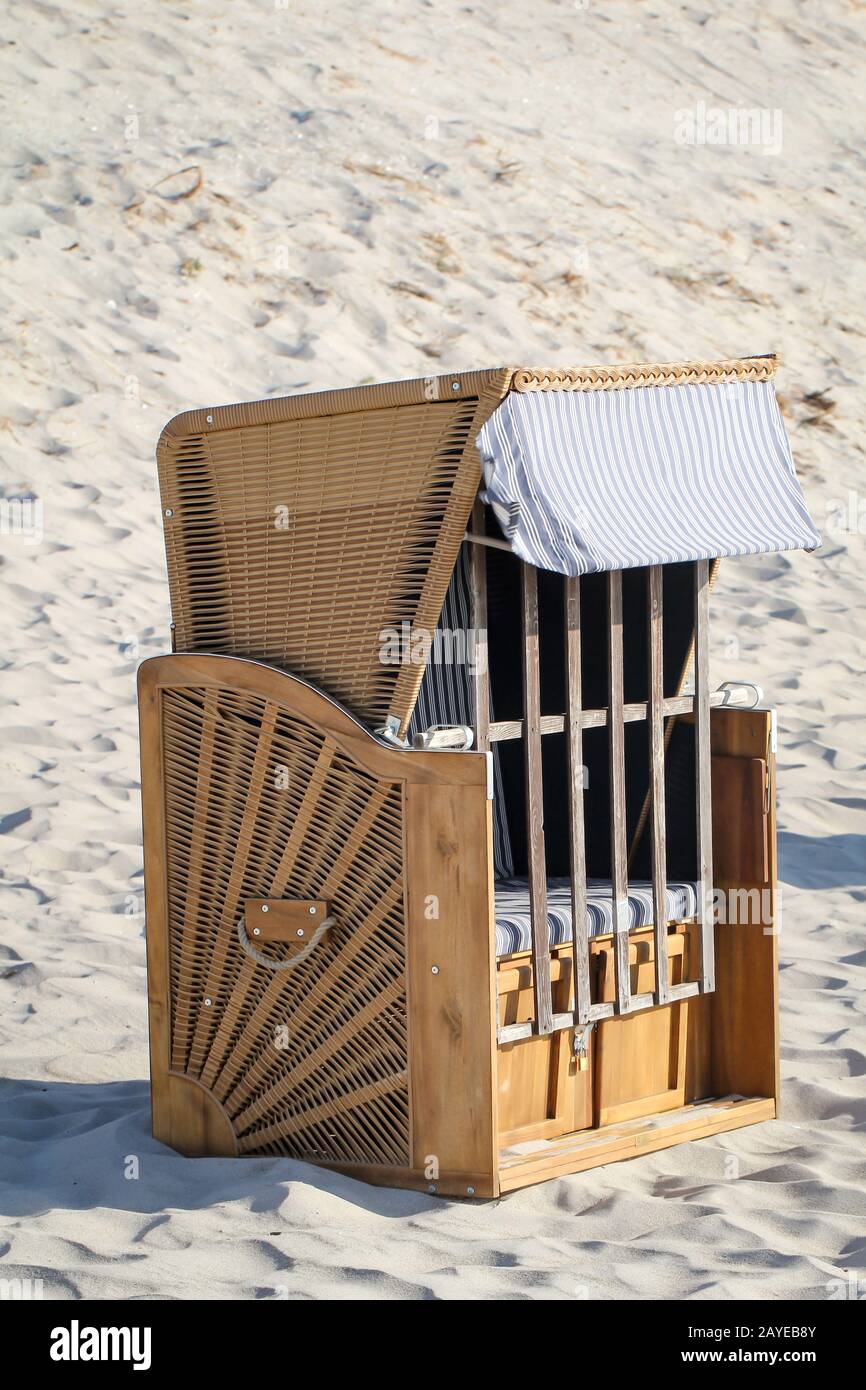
[157,369,512,735]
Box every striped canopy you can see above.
[475,378,820,575]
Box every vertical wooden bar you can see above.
[565,576,591,1026]
[469,499,489,750]
[694,558,715,991]
[406,778,499,1197]
[522,563,553,1034]
[647,566,670,1006]
[607,571,631,1013]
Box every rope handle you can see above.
[236,914,335,971]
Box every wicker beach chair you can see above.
[139,357,818,1195]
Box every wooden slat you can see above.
[589,1000,615,1022]
[647,566,670,1006]
[170,687,218,1069]
[488,691,725,741]
[464,530,513,553]
[521,564,553,1034]
[492,713,567,741]
[626,557,723,873]
[469,499,489,750]
[694,558,715,991]
[499,1001,617,1046]
[710,707,778,1105]
[497,1097,776,1191]
[564,577,591,1027]
[405,779,499,1188]
[498,1011,574,1046]
[607,572,631,1013]
[628,992,655,1010]
[668,980,700,1002]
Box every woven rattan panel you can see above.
[160,681,410,1165]
[158,373,512,733]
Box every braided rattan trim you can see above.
[511,356,777,393]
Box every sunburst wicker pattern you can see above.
[158,679,410,1165]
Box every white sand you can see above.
[1,0,864,1300]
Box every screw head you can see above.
[261,904,269,913]
[451,381,460,391]
[296,928,305,937]
[206,414,214,423]
[428,1184,437,1194]
[309,905,317,915]
[164,508,173,518]
[204,997,212,1007]
[466,1186,475,1196]
[431,965,440,975]
[252,927,260,937]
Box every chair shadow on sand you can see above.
[778,831,866,890]
[0,1078,434,1220]
[2,828,859,1223]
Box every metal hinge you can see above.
[375,715,410,749]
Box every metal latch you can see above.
[375,715,410,749]
[573,1022,594,1072]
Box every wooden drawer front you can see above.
[495,928,706,1141]
[497,964,592,1145]
[594,929,693,1128]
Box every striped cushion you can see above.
[494,876,699,957]
[409,545,514,878]
[476,380,819,575]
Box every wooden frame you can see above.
[140,653,500,1197]
[492,701,778,1183]
[521,563,553,1035]
[468,533,778,1190]
[493,557,717,1046]
[141,647,779,1195]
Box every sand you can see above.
[1,0,864,1300]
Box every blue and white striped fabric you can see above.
[494,877,699,957]
[409,546,514,878]
[476,380,820,575]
